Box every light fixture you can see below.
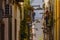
[20,2,23,5]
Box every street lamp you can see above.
[20,2,23,5]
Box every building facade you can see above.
[43,0,60,40]
[0,0,12,40]
[0,0,23,40]
[43,0,54,40]
[54,0,60,40]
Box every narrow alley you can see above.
[0,0,60,40]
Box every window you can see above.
[5,4,9,16]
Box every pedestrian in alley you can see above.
[32,10,36,22]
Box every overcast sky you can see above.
[31,0,43,7]
[30,0,44,19]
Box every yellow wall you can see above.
[12,3,17,40]
[12,3,21,40]
[54,0,60,40]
